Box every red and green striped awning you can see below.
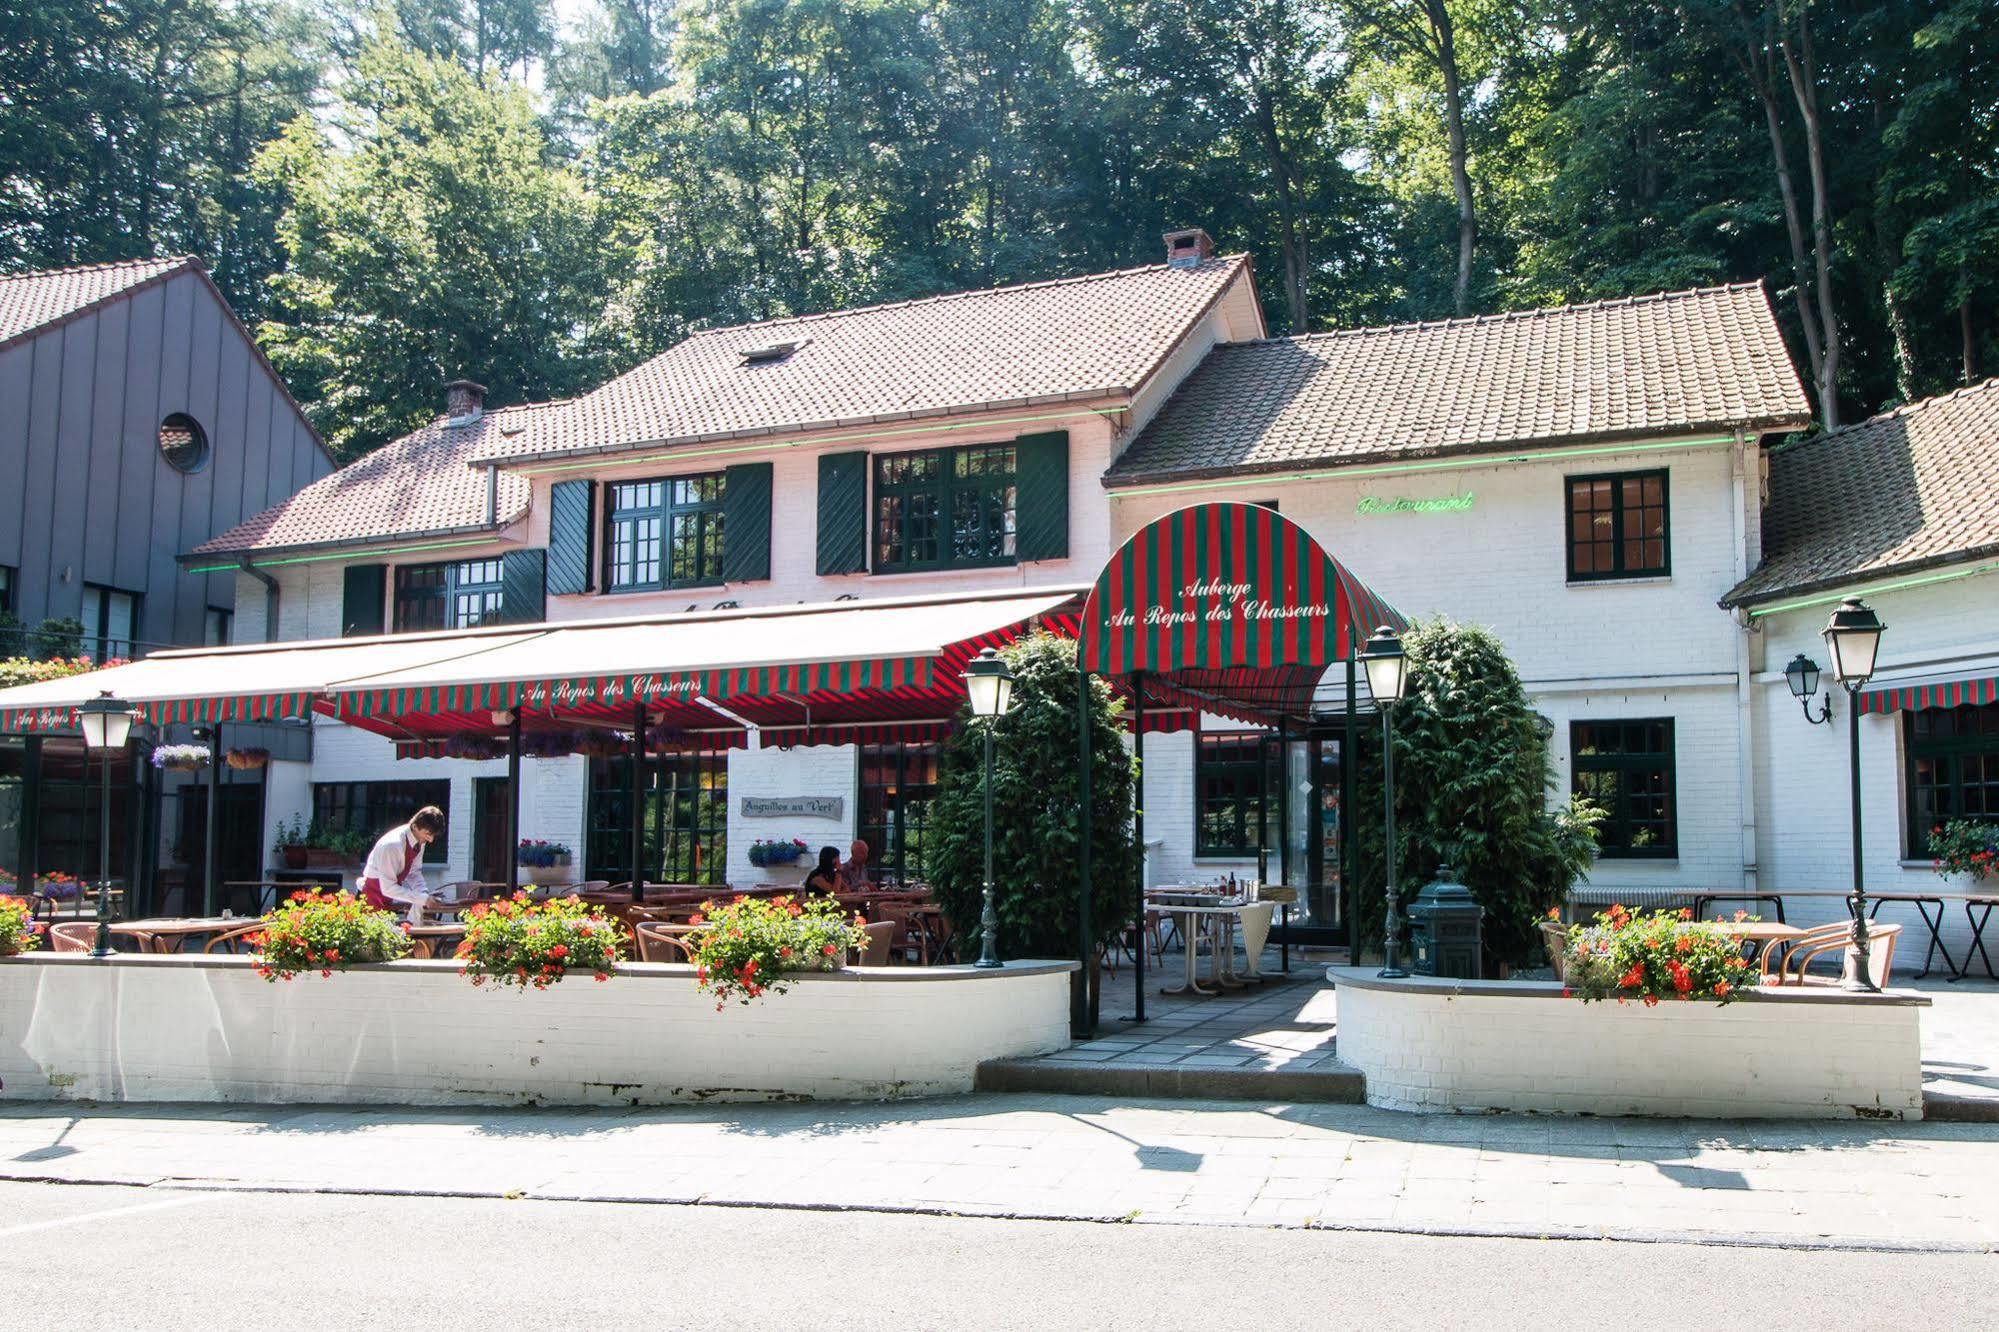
[1079,502,1406,723]
[1858,674,1999,714]
[1,690,318,733]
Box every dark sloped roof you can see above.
[1106,282,1811,485]
[0,255,193,348]
[190,401,559,556]
[1724,377,1999,607]
[469,257,1253,465]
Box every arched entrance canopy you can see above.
[1079,502,1405,726]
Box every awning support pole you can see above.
[1276,715,1290,973]
[1343,651,1359,967]
[629,703,645,896]
[1074,665,1094,1039]
[1129,669,1145,1025]
[204,723,221,917]
[504,713,522,895]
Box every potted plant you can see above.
[224,747,270,771]
[1558,905,1755,1005]
[1931,820,1998,885]
[0,893,42,955]
[444,734,504,761]
[274,815,310,870]
[522,730,580,759]
[746,838,808,868]
[275,818,373,871]
[456,893,623,989]
[574,731,631,759]
[516,839,574,886]
[34,872,85,903]
[687,894,868,1008]
[251,889,412,981]
[150,743,211,772]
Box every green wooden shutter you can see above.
[722,462,773,582]
[816,451,868,575]
[499,549,547,624]
[341,564,385,637]
[546,479,595,596]
[1014,430,1069,561]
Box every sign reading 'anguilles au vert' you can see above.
[1079,502,1404,677]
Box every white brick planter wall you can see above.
[1330,968,1927,1120]
[0,955,1075,1106]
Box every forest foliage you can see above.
[2,0,1993,458]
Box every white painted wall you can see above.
[1333,971,1926,1119]
[0,954,1076,1105]
[726,742,857,887]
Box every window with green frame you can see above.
[312,780,451,862]
[873,445,1016,572]
[1905,702,1999,857]
[605,474,726,592]
[584,752,728,884]
[1566,469,1669,580]
[393,559,504,632]
[1194,732,1270,858]
[858,741,940,886]
[1571,719,1676,857]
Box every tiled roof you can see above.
[470,257,1251,464]
[1723,377,1999,607]
[0,255,194,347]
[190,401,560,556]
[1105,282,1811,485]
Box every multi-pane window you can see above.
[1906,703,1999,857]
[860,741,941,887]
[874,445,1016,572]
[1571,720,1676,857]
[1566,470,1669,580]
[606,474,725,591]
[312,780,450,862]
[584,752,728,884]
[83,584,141,660]
[394,560,504,632]
[1195,732,1270,858]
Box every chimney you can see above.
[1163,228,1215,269]
[444,378,487,425]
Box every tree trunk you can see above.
[1963,281,1977,385]
[1252,84,1310,331]
[1779,10,1839,429]
[1427,0,1476,316]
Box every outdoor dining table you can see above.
[106,917,252,953]
[403,923,467,959]
[1145,895,1268,997]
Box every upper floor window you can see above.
[1571,718,1676,857]
[395,559,504,632]
[874,444,1016,573]
[606,474,725,592]
[83,583,140,660]
[1566,469,1669,581]
[158,412,209,473]
[1906,702,1999,857]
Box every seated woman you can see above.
[801,846,841,897]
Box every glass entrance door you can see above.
[1275,730,1345,940]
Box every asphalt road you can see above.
[5,1180,1993,1331]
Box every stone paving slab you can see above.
[2,1094,1994,1252]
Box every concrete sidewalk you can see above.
[3,1095,1994,1252]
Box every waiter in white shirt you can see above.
[358,806,447,924]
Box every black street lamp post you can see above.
[1819,597,1887,992]
[1359,627,1410,979]
[963,647,1016,969]
[78,692,136,958]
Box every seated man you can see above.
[358,805,448,924]
[835,838,872,893]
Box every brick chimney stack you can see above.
[445,378,487,424]
[1163,228,1215,269]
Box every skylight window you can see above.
[739,337,810,364]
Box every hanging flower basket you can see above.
[522,730,580,759]
[444,734,504,761]
[574,731,632,760]
[149,743,211,772]
[224,747,270,771]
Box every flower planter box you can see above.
[1329,968,1928,1120]
[517,864,573,887]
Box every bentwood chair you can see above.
[203,922,266,955]
[634,922,699,963]
[1761,920,1902,986]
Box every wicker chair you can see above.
[634,922,698,962]
[203,922,266,954]
[48,922,96,953]
[1762,920,1901,986]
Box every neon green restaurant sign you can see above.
[1356,491,1476,515]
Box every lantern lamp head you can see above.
[962,647,1015,719]
[1822,597,1886,687]
[1359,626,1409,707]
[1784,653,1821,701]
[78,692,136,752]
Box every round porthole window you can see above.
[158,412,209,473]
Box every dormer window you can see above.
[739,338,809,364]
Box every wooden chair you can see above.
[634,921,698,963]
[203,922,266,954]
[1761,920,1902,986]
[1541,919,1571,982]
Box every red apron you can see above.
[361,836,418,912]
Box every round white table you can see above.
[1146,898,1271,996]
